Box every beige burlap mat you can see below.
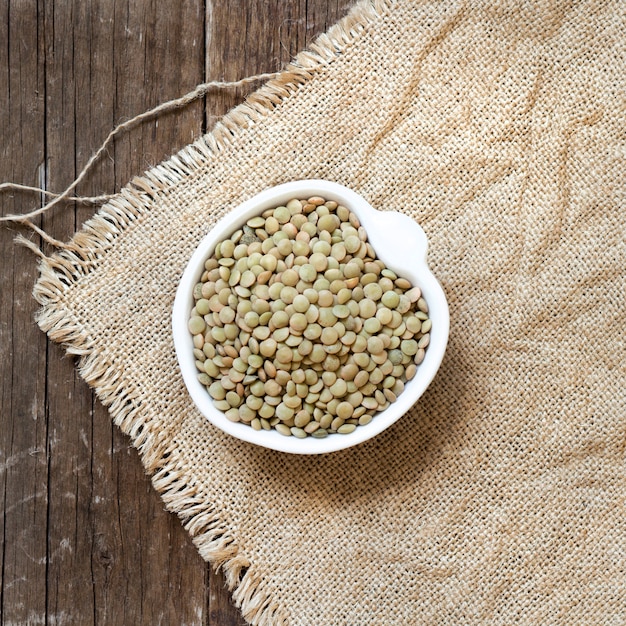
[35,0,626,623]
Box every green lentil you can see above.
[344,235,360,254]
[367,336,385,354]
[381,290,400,308]
[405,316,422,334]
[311,429,328,438]
[338,424,357,434]
[396,295,412,314]
[317,214,339,232]
[293,294,310,313]
[275,423,291,436]
[290,313,308,332]
[308,252,328,272]
[188,316,206,334]
[417,334,430,349]
[363,318,382,334]
[401,339,418,356]
[320,327,339,345]
[358,298,377,319]
[363,282,383,301]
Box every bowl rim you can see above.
[172,179,449,454]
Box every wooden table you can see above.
[1,2,353,622]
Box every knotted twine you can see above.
[9,0,626,624]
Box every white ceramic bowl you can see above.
[172,180,449,454]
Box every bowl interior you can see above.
[172,180,449,454]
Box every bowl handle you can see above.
[367,210,429,270]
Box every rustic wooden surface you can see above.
[0,1,353,623]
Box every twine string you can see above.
[0,183,116,204]
[0,71,284,242]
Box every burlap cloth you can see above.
[35,0,626,623]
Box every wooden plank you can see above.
[1,1,354,624]
[39,0,208,623]
[82,3,208,622]
[40,2,98,622]
[0,2,48,624]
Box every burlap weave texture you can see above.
[36,0,626,624]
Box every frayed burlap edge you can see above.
[32,1,393,624]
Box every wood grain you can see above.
[0,1,353,623]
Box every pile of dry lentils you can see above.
[188,196,431,438]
